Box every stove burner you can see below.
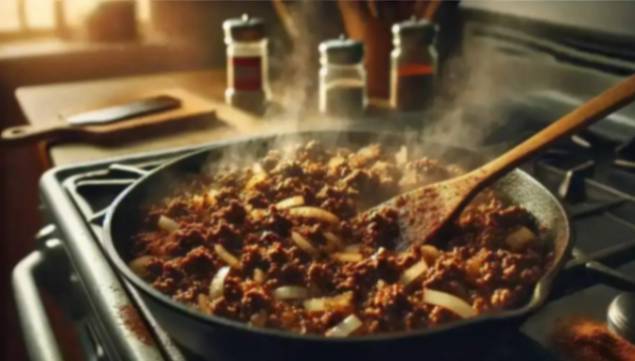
[536,138,593,171]
[571,134,593,149]
[538,148,574,163]
[614,158,635,170]
[108,163,150,177]
[571,130,616,150]
[557,160,595,202]
[608,293,635,344]
[537,130,615,173]
[614,137,635,171]
[72,163,149,225]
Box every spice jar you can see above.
[223,14,270,114]
[390,18,438,112]
[318,36,367,118]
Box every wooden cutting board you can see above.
[0,88,229,146]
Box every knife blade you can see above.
[66,95,182,126]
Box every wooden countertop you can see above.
[15,69,262,166]
[16,68,397,166]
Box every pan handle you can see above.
[12,239,65,361]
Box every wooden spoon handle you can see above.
[480,74,635,179]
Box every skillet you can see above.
[103,130,571,360]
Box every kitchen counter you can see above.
[15,69,256,166]
[16,69,396,167]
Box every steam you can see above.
[422,52,517,151]
[206,2,522,174]
[264,1,322,126]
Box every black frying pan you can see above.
[103,130,571,361]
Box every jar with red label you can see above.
[223,14,270,114]
[390,18,438,112]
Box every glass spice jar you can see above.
[318,36,367,118]
[223,14,270,114]
[390,18,439,112]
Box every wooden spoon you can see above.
[362,74,635,247]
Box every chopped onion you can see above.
[399,259,428,286]
[343,244,361,253]
[273,286,310,300]
[291,231,318,256]
[328,155,345,169]
[276,195,305,209]
[355,144,381,163]
[209,266,231,299]
[288,207,340,224]
[303,298,327,312]
[157,215,179,232]
[395,145,408,165]
[325,314,363,337]
[197,294,212,314]
[370,161,390,174]
[249,209,268,221]
[253,268,265,284]
[246,172,267,190]
[323,231,343,251]
[206,189,219,204]
[466,250,488,279]
[422,288,477,319]
[214,244,240,268]
[252,162,265,174]
[128,255,155,279]
[303,291,353,312]
[191,195,205,208]
[332,252,363,263]
[420,245,441,264]
[370,247,386,260]
[505,226,537,251]
[248,310,268,327]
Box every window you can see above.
[0,0,150,39]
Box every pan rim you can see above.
[102,129,571,343]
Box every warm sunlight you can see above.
[0,1,20,31]
[0,0,150,34]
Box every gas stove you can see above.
[12,118,635,360]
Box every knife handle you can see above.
[1,123,74,145]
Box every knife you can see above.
[67,95,182,126]
[1,93,192,146]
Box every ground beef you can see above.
[129,141,551,337]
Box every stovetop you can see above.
[32,118,635,361]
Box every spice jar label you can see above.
[398,63,435,77]
[233,57,262,91]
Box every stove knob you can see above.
[608,292,635,343]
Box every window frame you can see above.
[0,0,56,42]
[0,0,151,43]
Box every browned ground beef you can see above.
[129,141,551,336]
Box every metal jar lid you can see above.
[608,293,635,343]
[392,17,438,46]
[223,14,265,42]
[319,35,364,65]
